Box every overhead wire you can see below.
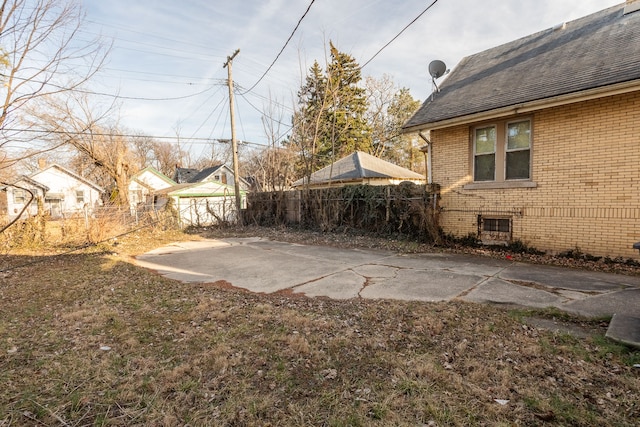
[239,0,316,95]
[360,0,440,70]
[237,91,293,137]
[1,73,223,101]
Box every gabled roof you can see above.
[188,164,224,183]
[173,167,200,184]
[30,164,104,192]
[404,3,640,131]
[0,176,49,192]
[131,166,176,186]
[292,151,425,187]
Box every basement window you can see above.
[478,216,512,245]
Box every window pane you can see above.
[507,121,531,150]
[475,126,496,154]
[14,190,25,203]
[474,154,495,181]
[483,218,510,232]
[506,150,530,179]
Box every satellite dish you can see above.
[428,60,447,79]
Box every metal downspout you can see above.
[418,132,432,184]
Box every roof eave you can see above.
[402,79,640,133]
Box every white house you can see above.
[0,176,49,220]
[29,164,103,218]
[155,180,246,227]
[128,166,176,211]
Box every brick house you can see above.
[403,1,640,258]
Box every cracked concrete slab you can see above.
[351,264,399,279]
[562,288,640,318]
[499,263,640,292]
[293,270,364,299]
[462,278,563,308]
[382,253,509,277]
[605,314,640,349]
[360,269,483,302]
[136,238,639,322]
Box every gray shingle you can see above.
[404,4,640,130]
[292,151,424,187]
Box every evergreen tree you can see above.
[289,42,372,175]
[289,60,327,176]
[319,42,372,163]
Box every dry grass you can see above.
[0,227,638,426]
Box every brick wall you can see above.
[432,91,640,258]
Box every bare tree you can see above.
[365,75,421,170]
[244,92,297,191]
[151,140,182,177]
[0,0,108,169]
[30,92,132,205]
[130,134,156,172]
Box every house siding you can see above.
[434,91,640,258]
[29,166,102,218]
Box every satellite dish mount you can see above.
[428,60,449,100]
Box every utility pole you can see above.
[224,49,243,225]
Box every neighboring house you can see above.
[29,164,103,218]
[0,177,49,220]
[128,166,176,211]
[173,164,252,191]
[291,151,426,189]
[155,180,246,227]
[402,1,640,258]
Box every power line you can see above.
[361,0,440,70]
[240,0,316,95]
[238,91,293,130]
[2,127,269,149]
[0,73,223,101]
[3,127,219,143]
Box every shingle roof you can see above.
[292,151,425,187]
[188,165,224,183]
[173,167,200,184]
[404,3,640,131]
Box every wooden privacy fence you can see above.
[245,183,441,242]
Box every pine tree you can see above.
[319,42,372,163]
[289,60,327,176]
[289,42,372,175]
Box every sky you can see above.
[81,0,622,160]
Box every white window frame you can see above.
[13,189,26,204]
[473,125,497,182]
[466,117,535,190]
[504,119,532,181]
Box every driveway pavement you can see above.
[136,238,640,348]
[135,237,640,321]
